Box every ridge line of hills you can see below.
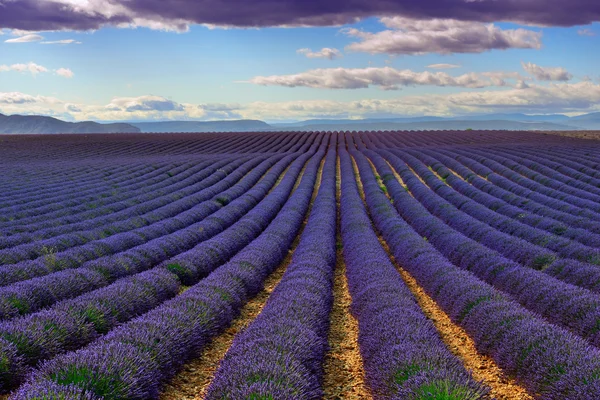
[1,112,600,134]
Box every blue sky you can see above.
[1,6,599,122]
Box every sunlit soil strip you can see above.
[382,158,412,196]
[362,156,533,400]
[394,262,533,400]
[322,156,371,400]
[159,154,326,400]
[158,243,296,400]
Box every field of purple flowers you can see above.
[0,130,599,399]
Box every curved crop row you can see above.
[352,145,600,399]
[0,153,290,319]
[10,137,326,400]
[364,149,600,349]
[339,146,487,398]
[206,135,337,399]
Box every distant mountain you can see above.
[568,113,600,129]
[278,120,579,132]
[270,116,445,128]
[1,112,598,134]
[132,120,271,133]
[0,114,140,134]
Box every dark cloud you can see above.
[344,18,542,55]
[0,0,599,31]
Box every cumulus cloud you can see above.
[0,0,599,32]
[105,95,185,112]
[521,62,573,81]
[297,48,342,60]
[41,39,82,44]
[344,18,542,55]
[427,64,461,69]
[3,81,600,122]
[55,68,74,78]
[65,104,82,112]
[248,67,524,90]
[4,34,44,43]
[0,62,48,76]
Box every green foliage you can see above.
[410,379,484,400]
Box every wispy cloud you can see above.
[578,28,596,36]
[297,48,342,60]
[41,39,82,45]
[427,64,461,70]
[4,34,44,43]
[0,63,74,78]
[344,18,543,55]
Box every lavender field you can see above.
[1,130,600,399]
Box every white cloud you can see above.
[4,34,44,43]
[297,48,342,60]
[344,17,542,55]
[248,67,523,90]
[427,64,461,69]
[55,68,74,78]
[0,62,48,76]
[105,95,185,113]
[578,28,595,36]
[521,62,573,81]
[41,39,82,44]
[4,81,600,123]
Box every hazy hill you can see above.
[277,120,579,132]
[1,112,598,134]
[568,113,600,129]
[132,120,271,133]
[0,114,140,134]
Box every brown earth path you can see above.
[160,149,327,399]
[357,154,533,400]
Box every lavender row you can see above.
[487,146,600,195]
[0,153,291,319]
[157,137,327,286]
[0,157,225,235]
[514,145,600,180]
[0,145,316,390]
[0,149,313,386]
[10,138,326,400]
[0,267,180,392]
[467,146,600,205]
[0,162,154,209]
[0,161,176,222]
[418,148,600,242]
[0,159,208,231]
[382,149,558,269]
[0,156,257,262]
[0,159,255,281]
[206,136,337,400]
[340,148,488,399]
[354,148,600,399]
[0,156,270,286]
[441,147,600,224]
[393,148,600,265]
[452,147,600,219]
[363,150,600,348]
